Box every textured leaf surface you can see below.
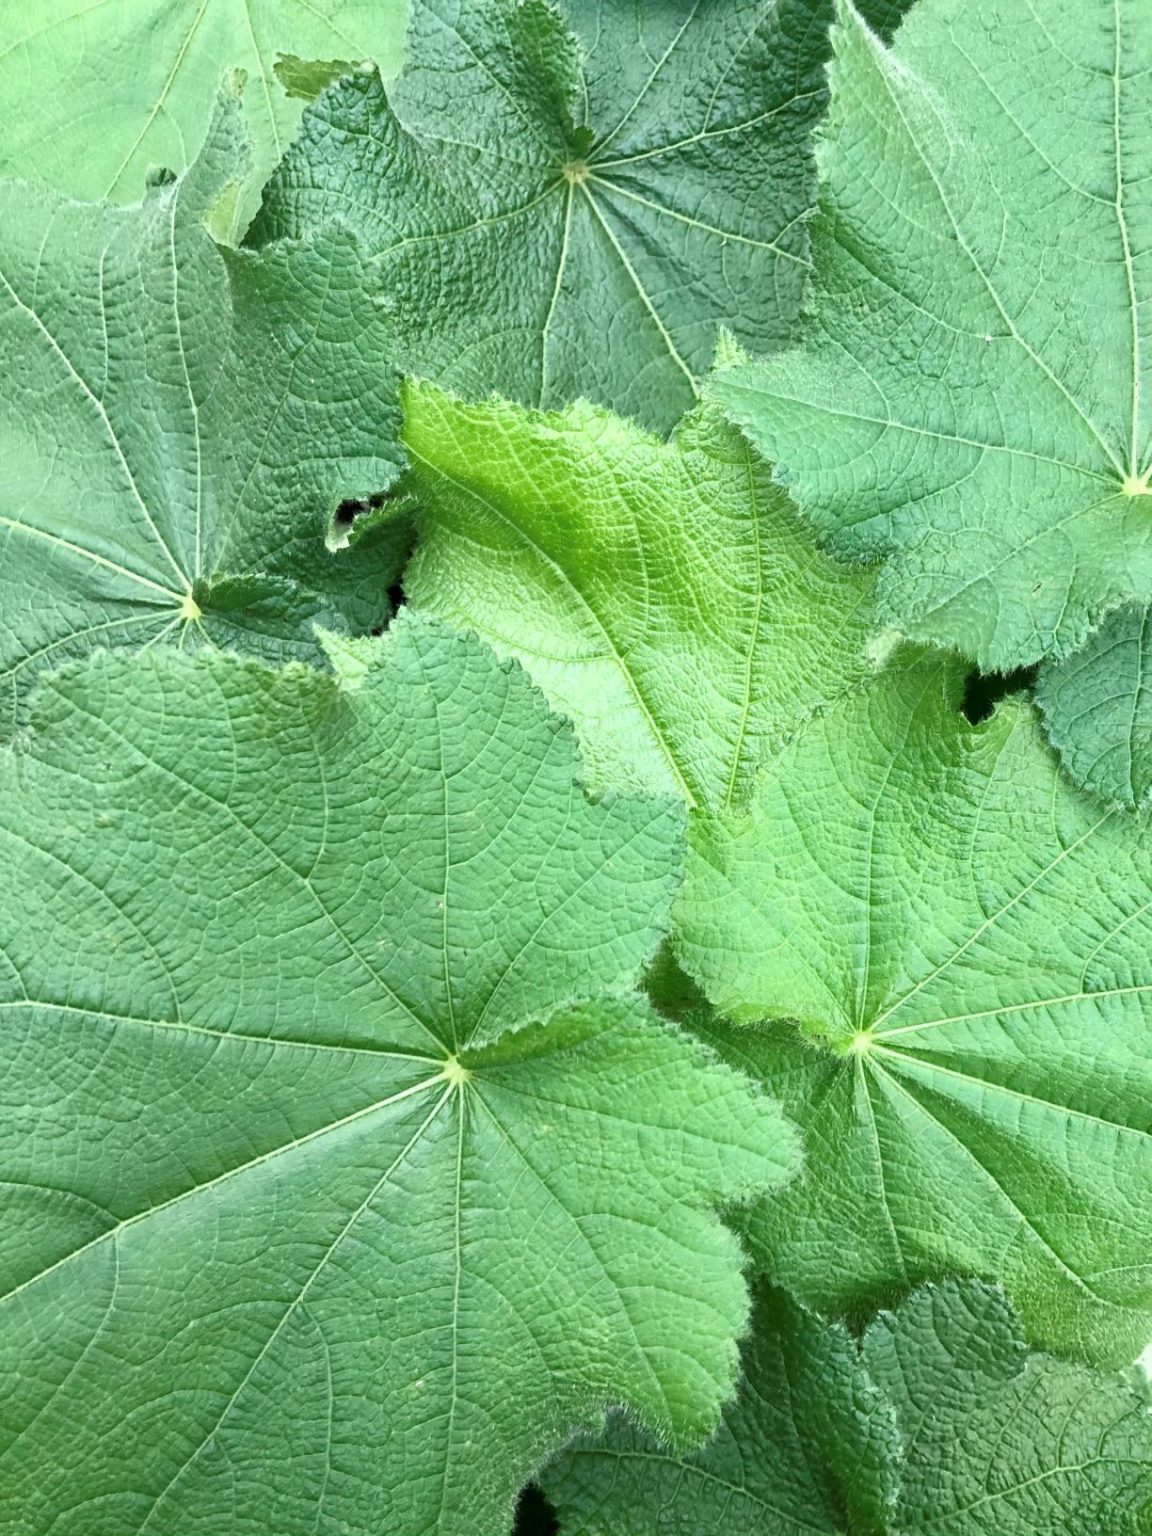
[0,90,406,737]
[1037,605,1152,809]
[0,0,407,208]
[0,615,798,1535]
[543,1283,898,1536]
[714,0,1152,674]
[678,649,1152,1363]
[251,0,839,432]
[398,381,876,809]
[545,1280,1152,1535]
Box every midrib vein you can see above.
[406,445,698,805]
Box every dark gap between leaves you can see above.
[512,1483,559,1535]
[961,664,1037,724]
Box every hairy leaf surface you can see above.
[1037,606,1152,809]
[678,650,1152,1362]
[251,0,846,432]
[0,90,406,738]
[397,381,876,809]
[544,1280,1152,1534]
[0,0,407,210]
[714,0,1152,682]
[0,615,799,1534]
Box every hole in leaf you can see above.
[961,664,1037,724]
[513,1483,559,1536]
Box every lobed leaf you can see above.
[0,88,406,738]
[678,649,1152,1363]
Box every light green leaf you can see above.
[1037,605,1152,809]
[545,1280,1152,1535]
[0,88,406,738]
[0,614,798,1534]
[678,649,1152,1363]
[250,0,841,433]
[398,381,877,809]
[0,0,407,211]
[713,0,1152,675]
[543,1282,898,1536]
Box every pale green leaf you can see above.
[250,0,843,433]
[678,649,1152,1363]
[545,1280,1152,1535]
[714,0,1152,675]
[398,381,877,809]
[0,614,798,1534]
[0,89,406,738]
[0,0,407,211]
[1037,605,1152,809]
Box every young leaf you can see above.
[713,0,1152,678]
[398,381,877,808]
[0,614,799,1535]
[1036,605,1152,809]
[0,88,406,738]
[250,0,842,433]
[678,649,1152,1363]
[544,1280,1152,1535]
[0,0,407,210]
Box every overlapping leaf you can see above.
[251,0,849,432]
[0,88,407,737]
[713,0,1152,715]
[545,1281,1152,1534]
[677,649,1152,1363]
[0,0,407,211]
[0,613,797,1535]
[396,381,877,808]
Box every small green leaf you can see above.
[714,0,1152,677]
[399,381,877,808]
[678,649,1152,1363]
[0,0,407,209]
[251,0,847,432]
[0,615,798,1533]
[1037,605,1152,809]
[0,90,405,737]
[544,1279,1152,1535]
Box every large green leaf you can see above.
[397,381,877,809]
[714,0,1152,679]
[0,0,407,210]
[677,649,1152,1363]
[0,88,406,738]
[250,0,842,433]
[0,614,797,1535]
[544,1280,1152,1535]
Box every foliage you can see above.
[3,0,1152,1532]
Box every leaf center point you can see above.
[179,592,202,620]
[562,159,589,186]
[441,1054,472,1089]
[1121,471,1152,497]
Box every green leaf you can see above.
[1037,605,1152,809]
[398,381,877,809]
[0,614,798,1534]
[0,0,407,211]
[677,649,1152,1363]
[864,1281,1152,1535]
[250,0,840,433]
[713,0,1152,675]
[0,88,406,739]
[543,1282,898,1536]
[544,1280,1152,1535]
